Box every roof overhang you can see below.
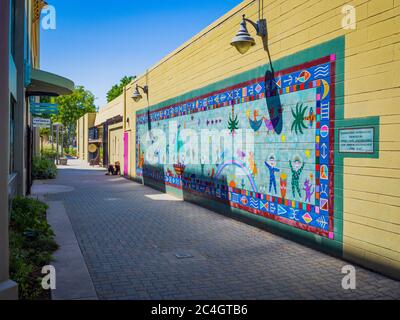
[26,68,74,97]
[95,115,123,127]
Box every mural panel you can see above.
[137,54,336,239]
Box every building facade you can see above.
[77,95,125,169]
[76,113,97,162]
[0,0,74,299]
[86,0,400,280]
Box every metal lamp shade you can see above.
[132,88,142,102]
[231,20,256,54]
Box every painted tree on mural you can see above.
[228,106,239,134]
[291,103,308,135]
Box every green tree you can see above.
[106,76,135,102]
[52,86,96,149]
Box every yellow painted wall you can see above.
[111,0,400,278]
[124,87,137,178]
[95,95,124,127]
[76,113,96,161]
[77,116,84,160]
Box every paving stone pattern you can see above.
[44,160,400,300]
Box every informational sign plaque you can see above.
[33,118,51,128]
[339,127,374,154]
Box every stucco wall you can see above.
[121,0,400,279]
[76,113,96,161]
[95,94,124,127]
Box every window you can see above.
[9,97,16,174]
[89,127,99,140]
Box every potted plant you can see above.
[59,157,68,165]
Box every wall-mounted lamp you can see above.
[131,84,149,102]
[231,8,283,135]
[231,14,267,54]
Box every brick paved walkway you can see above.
[43,160,400,300]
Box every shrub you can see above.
[9,197,58,300]
[10,196,50,234]
[64,147,77,157]
[40,149,57,161]
[32,156,57,180]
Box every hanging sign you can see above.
[30,102,59,115]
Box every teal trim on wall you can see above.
[9,53,17,100]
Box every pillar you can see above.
[0,0,19,300]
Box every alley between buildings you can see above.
[36,159,400,300]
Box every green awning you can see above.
[26,68,74,97]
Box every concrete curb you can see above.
[46,201,98,300]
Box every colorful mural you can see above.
[136,54,337,239]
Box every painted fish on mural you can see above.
[240,196,248,206]
[304,107,316,128]
[295,70,311,83]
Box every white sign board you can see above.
[339,127,374,154]
[33,118,51,128]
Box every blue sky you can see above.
[40,0,243,108]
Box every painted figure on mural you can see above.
[289,156,305,199]
[303,178,314,202]
[138,144,145,169]
[264,155,280,194]
[280,173,287,199]
[248,152,258,177]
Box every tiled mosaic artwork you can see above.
[136,55,336,238]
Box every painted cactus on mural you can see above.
[136,54,336,239]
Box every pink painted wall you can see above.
[123,132,128,175]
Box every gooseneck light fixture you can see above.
[231,1,284,135]
[132,84,149,102]
[231,14,267,54]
